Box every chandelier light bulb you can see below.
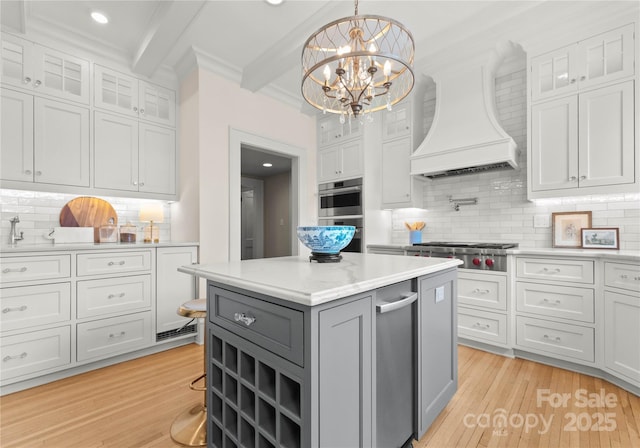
[383,60,391,77]
[323,65,331,82]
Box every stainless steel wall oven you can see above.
[318,178,363,218]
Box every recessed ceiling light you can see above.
[265,0,283,5]
[91,11,109,24]
[263,163,273,167]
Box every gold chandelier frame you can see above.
[301,1,415,118]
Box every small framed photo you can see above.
[581,228,620,249]
[551,211,592,248]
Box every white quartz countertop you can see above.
[179,252,462,307]
[1,241,199,253]
[367,244,639,262]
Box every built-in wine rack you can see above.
[209,332,302,448]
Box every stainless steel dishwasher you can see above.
[376,281,417,448]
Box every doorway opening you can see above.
[229,129,308,261]
[240,145,292,260]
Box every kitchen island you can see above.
[180,253,462,448]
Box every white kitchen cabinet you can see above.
[514,256,596,366]
[156,246,198,337]
[457,270,510,347]
[604,261,640,386]
[530,81,634,194]
[530,24,634,102]
[379,96,425,209]
[1,89,34,182]
[1,90,90,187]
[381,101,412,140]
[1,33,90,105]
[318,140,362,182]
[381,136,424,208]
[317,114,362,148]
[34,97,90,187]
[94,111,176,195]
[94,65,176,127]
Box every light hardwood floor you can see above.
[1,344,638,447]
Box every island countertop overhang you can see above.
[179,252,462,306]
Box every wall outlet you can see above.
[534,214,550,228]
[435,286,445,303]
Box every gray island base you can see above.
[179,253,462,448]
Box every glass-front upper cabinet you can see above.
[531,23,634,102]
[1,33,90,104]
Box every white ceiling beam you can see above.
[131,0,206,78]
[1,0,27,33]
[240,1,351,92]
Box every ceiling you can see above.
[241,145,292,178]
[1,1,635,113]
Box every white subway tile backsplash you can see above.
[0,189,172,245]
[391,65,640,249]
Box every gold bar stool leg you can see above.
[171,299,207,447]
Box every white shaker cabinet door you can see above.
[530,95,578,192]
[530,44,578,102]
[94,65,139,118]
[156,246,198,334]
[94,112,139,192]
[32,45,90,105]
[1,33,34,91]
[381,137,412,206]
[1,89,34,182]
[578,81,634,188]
[138,81,175,127]
[138,123,176,195]
[576,24,635,92]
[33,97,89,187]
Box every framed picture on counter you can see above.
[551,211,592,248]
[581,228,620,249]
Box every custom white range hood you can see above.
[411,48,518,179]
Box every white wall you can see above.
[176,68,316,265]
[391,64,640,250]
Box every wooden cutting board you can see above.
[59,197,118,242]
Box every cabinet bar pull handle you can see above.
[543,334,561,343]
[2,267,27,273]
[109,331,126,338]
[2,305,27,313]
[542,298,561,306]
[3,352,27,362]
[107,293,126,299]
[473,322,490,330]
[234,312,256,326]
[620,274,628,279]
[472,288,490,295]
[542,267,560,273]
[107,261,126,266]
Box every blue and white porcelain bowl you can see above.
[296,226,356,254]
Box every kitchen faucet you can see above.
[9,216,24,245]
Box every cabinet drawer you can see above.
[458,272,507,311]
[516,258,594,284]
[77,275,151,319]
[516,316,594,362]
[458,307,507,345]
[77,312,152,362]
[0,255,71,283]
[1,326,71,380]
[1,282,71,332]
[77,251,151,276]
[516,282,594,323]
[209,286,304,367]
[605,262,640,293]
